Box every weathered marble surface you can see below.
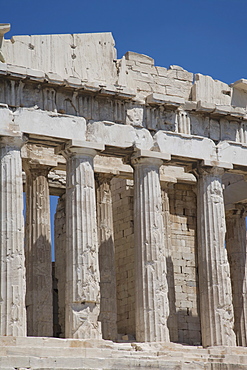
[1,336,247,369]
[226,207,247,346]
[24,158,53,337]
[2,32,117,85]
[131,155,170,342]
[0,136,26,336]
[96,174,117,341]
[63,145,102,339]
[197,166,236,347]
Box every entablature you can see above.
[1,68,247,147]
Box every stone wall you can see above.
[124,53,193,102]
[111,177,135,337]
[168,183,201,345]
[111,177,201,344]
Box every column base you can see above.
[66,302,102,339]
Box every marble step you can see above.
[0,356,236,370]
[1,337,247,370]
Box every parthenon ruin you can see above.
[1,23,247,368]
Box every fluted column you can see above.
[95,174,117,341]
[64,147,101,339]
[54,193,66,338]
[24,162,53,337]
[226,206,247,346]
[162,183,178,342]
[0,136,26,336]
[197,166,236,347]
[131,156,170,342]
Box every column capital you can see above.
[23,162,51,179]
[131,149,170,168]
[22,144,58,168]
[22,144,58,179]
[161,181,175,191]
[226,204,247,218]
[0,134,26,149]
[196,164,225,177]
[95,173,114,186]
[55,140,104,159]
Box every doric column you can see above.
[24,164,53,337]
[23,145,57,337]
[54,193,66,338]
[161,182,178,343]
[62,142,103,339]
[0,136,26,336]
[95,174,117,341]
[197,166,236,347]
[226,206,247,346]
[131,154,170,342]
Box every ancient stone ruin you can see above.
[0,23,247,368]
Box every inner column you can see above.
[24,160,53,337]
[161,182,178,343]
[226,206,247,346]
[64,146,102,339]
[95,173,118,341]
[197,165,236,347]
[131,155,170,342]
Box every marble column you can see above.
[162,183,178,343]
[24,162,53,337]
[95,174,117,341]
[64,147,101,339]
[0,136,26,336]
[54,193,66,338]
[131,156,170,342]
[197,166,236,347]
[226,206,247,346]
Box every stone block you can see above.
[125,51,154,66]
[7,63,27,78]
[65,76,83,88]
[26,67,45,81]
[0,62,7,75]
[14,108,86,141]
[146,92,185,106]
[176,70,194,82]
[196,100,216,113]
[46,71,64,85]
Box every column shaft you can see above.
[54,193,66,338]
[96,174,117,341]
[24,165,53,337]
[226,208,247,346]
[132,157,170,342]
[65,149,101,339]
[162,184,178,342]
[0,137,26,336]
[197,167,236,347]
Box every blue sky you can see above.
[2,0,247,85]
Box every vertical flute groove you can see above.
[226,207,247,346]
[96,174,118,341]
[197,166,236,347]
[132,157,170,342]
[24,164,53,337]
[0,138,26,336]
[65,150,101,339]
